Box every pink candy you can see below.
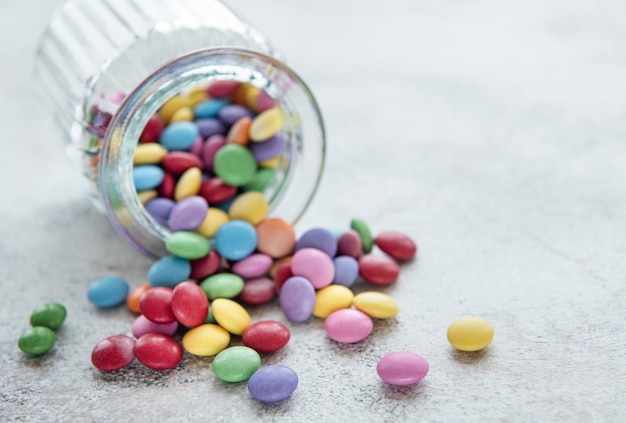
[290,248,334,289]
[324,309,373,343]
[376,351,429,386]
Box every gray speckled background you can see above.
[2,0,626,421]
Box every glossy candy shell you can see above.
[242,320,290,353]
[29,302,67,330]
[279,276,316,323]
[376,352,429,386]
[18,327,56,355]
[375,231,417,261]
[182,324,230,356]
[139,287,176,324]
[358,254,400,285]
[447,316,494,351]
[324,309,373,344]
[87,277,130,308]
[248,365,298,403]
[134,333,183,370]
[212,346,261,382]
[171,281,209,327]
[91,335,135,371]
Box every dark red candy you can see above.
[171,281,209,327]
[358,254,400,285]
[162,152,204,175]
[190,250,222,279]
[337,230,362,259]
[139,287,176,323]
[140,115,164,143]
[133,333,182,370]
[238,277,276,305]
[242,320,290,353]
[91,334,135,371]
[158,172,176,199]
[273,261,293,293]
[199,177,238,204]
[375,231,417,261]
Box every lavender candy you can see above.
[294,228,338,257]
[249,133,284,162]
[248,365,298,403]
[168,196,208,231]
[279,276,315,323]
[196,118,226,138]
[145,198,175,225]
[332,256,359,287]
[218,104,254,126]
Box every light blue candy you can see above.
[159,121,199,151]
[148,256,191,288]
[193,99,228,119]
[87,276,130,308]
[214,220,257,261]
[133,165,164,191]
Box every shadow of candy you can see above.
[450,346,491,364]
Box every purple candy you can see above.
[145,198,175,224]
[168,196,208,231]
[332,256,359,287]
[218,104,254,126]
[231,253,273,279]
[279,276,315,323]
[249,134,284,162]
[190,135,204,157]
[132,314,178,338]
[248,365,298,403]
[202,135,226,171]
[295,228,337,257]
[196,118,226,138]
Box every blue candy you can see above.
[214,220,257,261]
[133,165,164,191]
[193,99,228,119]
[87,276,130,308]
[147,256,191,288]
[159,121,199,151]
[332,256,359,287]
[248,365,299,403]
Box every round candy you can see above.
[159,121,199,151]
[256,218,296,258]
[279,276,316,323]
[375,231,417,261]
[290,248,334,289]
[350,218,373,253]
[168,196,209,231]
[228,192,269,225]
[226,115,252,145]
[140,114,164,143]
[133,143,167,165]
[212,346,261,382]
[91,335,135,371]
[231,253,273,279]
[147,256,191,288]
[145,198,175,224]
[200,273,244,300]
[238,277,276,305]
[332,256,359,287]
[219,104,253,126]
[18,327,56,355]
[249,107,282,142]
[131,314,178,338]
[159,95,190,123]
[249,133,284,162]
[139,287,176,324]
[295,228,337,257]
[248,365,298,403]
[165,231,211,260]
[171,281,209,327]
[199,177,237,204]
[353,291,398,319]
[87,276,130,308]
[213,144,257,187]
[201,134,226,171]
[133,165,165,191]
[196,118,226,138]
[376,351,429,386]
[158,172,176,198]
[173,167,202,201]
[313,285,354,318]
[214,220,257,261]
[242,320,290,353]
[127,283,150,313]
[189,250,222,279]
[134,333,183,370]
[195,208,230,239]
[208,80,240,97]
[194,99,228,119]
[211,298,251,335]
[336,230,362,259]
[273,261,293,293]
[29,302,66,330]
[324,309,373,344]
[162,151,204,175]
[358,254,400,285]
[447,316,494,351]
[182,324,230,356]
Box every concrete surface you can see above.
[2,0,626,421]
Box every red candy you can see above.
[162,152,204,175]
[199,177,237,204]
[207,80,240,97]
[242,320,290,353]
[190,250,222,279]
[358,254,400,285]
[238,277,276,305]
[158,172,176,199]
[273,262,293,293]
[171,281,209,327]
[140,115,163,143]
[134,333,183,370]
[337,230,362,259]
[139,287,176,323]
[375,231,417,261]
[91,334,135,372]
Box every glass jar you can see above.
[34,0,325,258]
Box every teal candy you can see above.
[214,220,257,261]
[87,277,130,308]
[194,99,228,119]
[200,273,245,300]
[159,121,199,151]
[148,256,191,287]
[212,346,261,382]
[133,165,164,191]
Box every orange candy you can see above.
[256,218,296,258]
[127,283,150,313]
[226,116,252,146]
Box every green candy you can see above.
[350,217,373,253]
[30,302,67,331]
[212,346,261,382]
[165,231,211,259]
[200,273,244,300]
[242,168,276,193]
[18,327,56,355]
[213,144,257,187]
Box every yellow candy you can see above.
[259,154,281,169]
[228,192,269,226]
[313,285,354,318]
[174,167,202,201]
[249,107,282,142]
[269,256,292,278]
[186,87,209,107]
[195,208,229,238]
[447,316,494,352]
[133,143,168,165]
[159,95,191,124]
[211,298,251,335]
[170,106,194,123]
[137,190,158,204]
[243,84,261,110]
[353,291,398,319]
[182,324,230,356]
